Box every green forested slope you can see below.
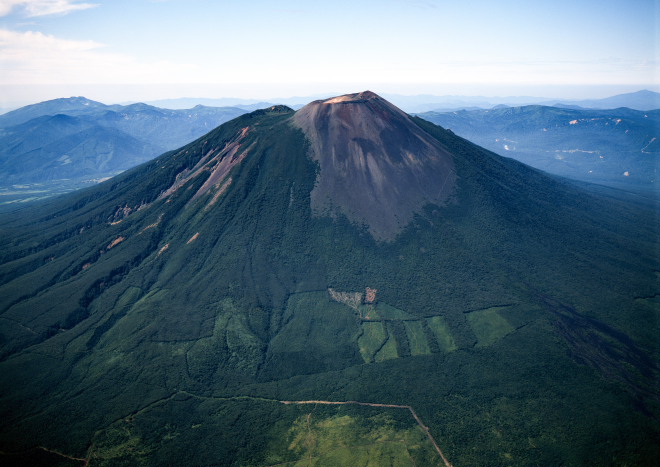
[0,103,657,466]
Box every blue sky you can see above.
[0,0,657,106]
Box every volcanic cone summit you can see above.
[293,91,456,240]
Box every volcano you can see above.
[0,92,657,466]
[294,91,456,240]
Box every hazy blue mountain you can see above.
[0,92,656,466]
[0,114,162,183]
[552,89,660,111]
[383,94,556,112]
[143,94,338,110]
[418,105,659,191]
[0,96,114,128]
[0,97,247,203]
[89,103,247,149]
[391,90,660,113]
[144,97,276,110]
[146,94,556,113]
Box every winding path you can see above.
[37,446,89,466]
[37,392,454,467]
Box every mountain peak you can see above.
[293,92,456,241]
[320,90,380,104]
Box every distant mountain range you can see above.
[0,97,247,203]
[143,96,324,111]
[1,90,657,206]
[142,89,660,113]
[388,89,660,112]
[551,89,660,111]
[418,105,659,191]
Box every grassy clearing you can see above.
[367,302,415,320]
[374,327,398,362]
[358,322,388,363]
[404,321,431,356]
[90,421,154,466]
[284,412,437,467]
[466,307,515,347]
[426,316,457,352]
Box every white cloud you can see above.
[0,28,197,85]
[0,0,98,17]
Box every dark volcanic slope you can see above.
[294,91,456,240]
[0,94,657,467]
